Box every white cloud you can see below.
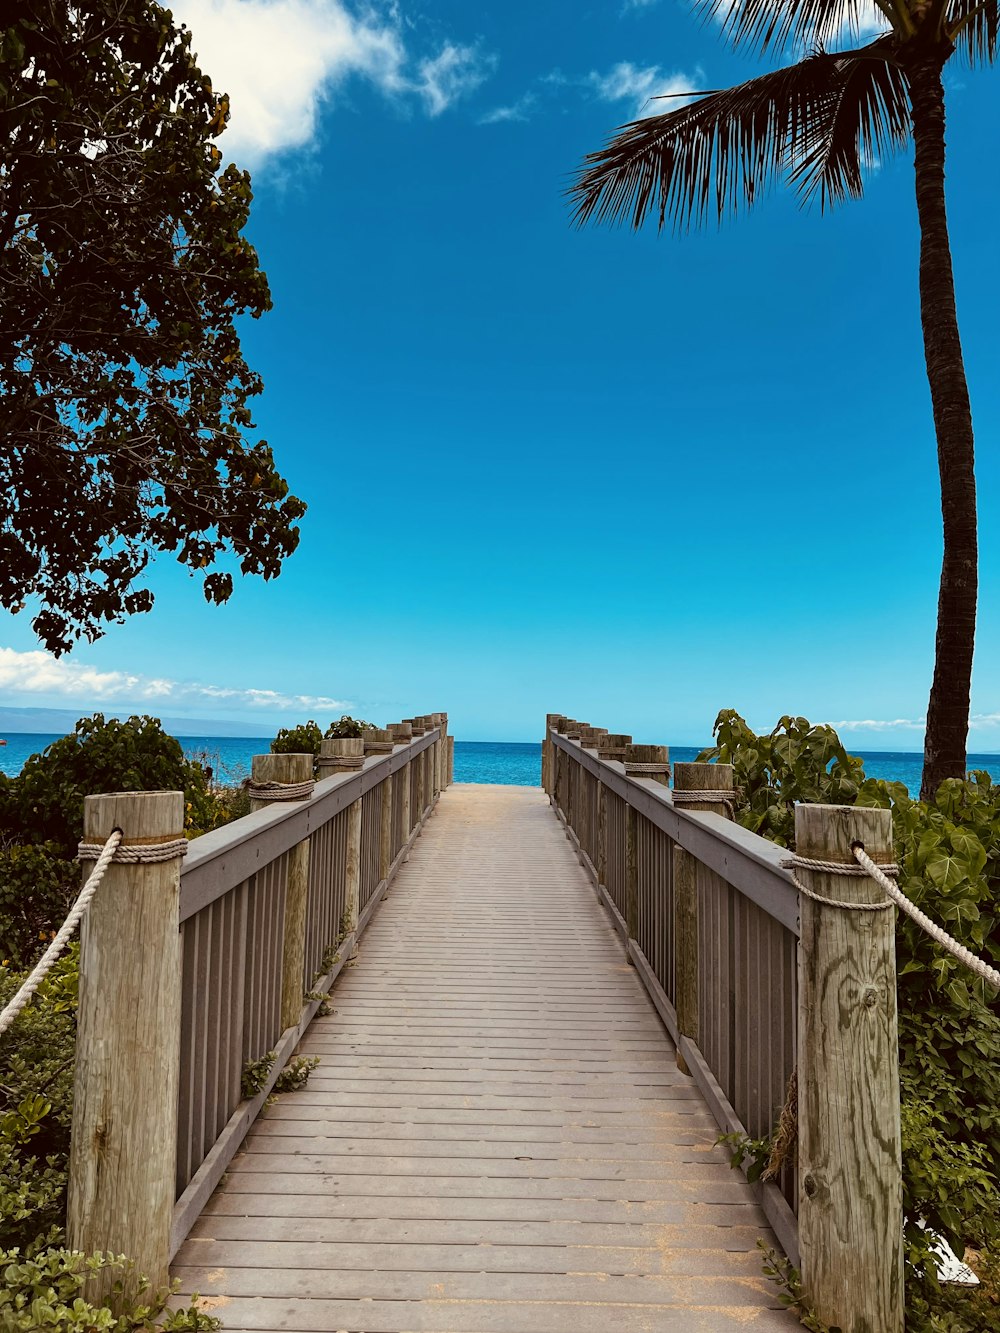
[587,61,702,119]
[0,647,349,714]
[172,0,493,166]
[416,43,496,117]
[478,93,537,125]
[834,717,926,732]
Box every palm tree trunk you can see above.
[906,52,977,802]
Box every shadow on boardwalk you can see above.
[174,783,799,1332]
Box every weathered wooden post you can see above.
[595,734,631,889]
[364,727,395,757]
[364,731,395,885]
[549,719,565,789]
[388,723,413,848]
[249,752,314,1030]
[438,713,450,791]
[671,762,734,1074]
[447,734,454,785]
[69,790,186,1300]
[318,739,364,936]
[563,721,586,830]
[553,718,573,813]
[623,743,669,942]
[794,803,903,1333]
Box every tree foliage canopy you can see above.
[0,0,306,653]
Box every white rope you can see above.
[853,844,1000,989]
[248,778,316,801]
[673,788,738,806]
[0,830,121,1037]
[782,854,898,911]
[78,837,189,863]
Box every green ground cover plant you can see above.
[700,710,1000,1328]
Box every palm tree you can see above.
[571,0,991,800]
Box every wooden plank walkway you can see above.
[174,783,798,1332]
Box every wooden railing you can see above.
[543,714,904,1333]
[67,713,452,1292]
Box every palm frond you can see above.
[697,0,896,57]
[568,40,908,232]
[791,44,909,206]
[948,0,999,63]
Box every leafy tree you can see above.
[571,0,989,800]
[0,0,305,654]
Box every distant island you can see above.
[0,705,274,738]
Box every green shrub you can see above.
[2,715,216,857]
[0,949,78,1251]
[0,843,76,965]
[324,715,374,739]
[271,715,376,770]
[270,720,323,757]
[0,1247,220,1330]
[700,709,1000,1327]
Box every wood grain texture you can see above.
[173,785,796,1332]
[251,753,312,1031]
[70,790,184,1299]
[795,803,903,1333]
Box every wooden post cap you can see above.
[250,753,314,807]
[597,734,632,762]
[794,803,895,899]
[364,728,395,755]
[624,743,670,785]
[388,722,413,743]
[82,790,185,843]
[673,762,735,817]
[579,726,608,749]
[555,718,573,734]
[318,737,366,773]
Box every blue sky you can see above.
[3,0,999,746]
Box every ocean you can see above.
[2,733,1000,796]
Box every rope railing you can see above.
[0,828,122,1037]
[783,845,1000,989]
[854,843,1000,990]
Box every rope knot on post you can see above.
[671,788,740,812]
[247,778,316,801]
[77,836,189,863]
[624,761,670,777]
[781,853,899,912]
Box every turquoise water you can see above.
[2,732,999,795]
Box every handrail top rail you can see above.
[180,727,441,923]
[550,727,799,935]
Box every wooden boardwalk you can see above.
[174,783,797,1332]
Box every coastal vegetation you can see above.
[0,0,304,656]
[700,710,1000,1328]
[271,714,376,766]
[571,0,992,799]
[0,715,237,1328]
